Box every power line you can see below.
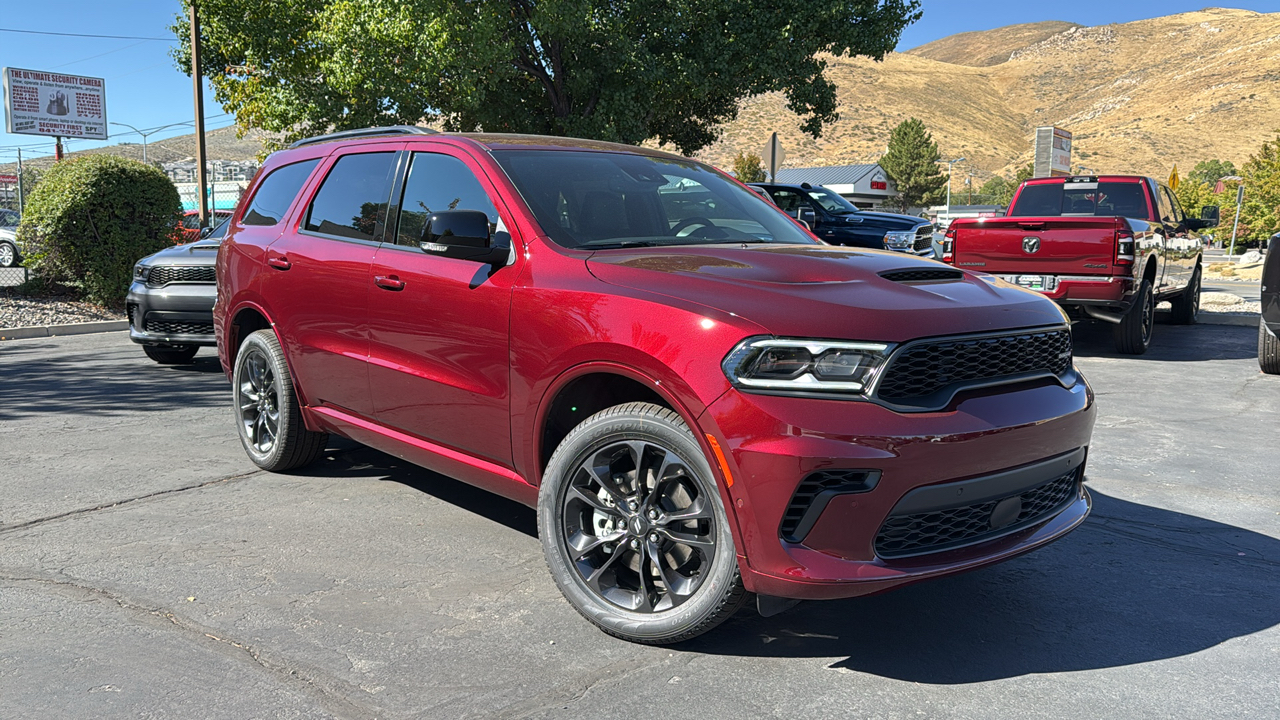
[50,40,149,70]
[0,27,176,42]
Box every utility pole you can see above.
[55,137,63,161]
[190,0,210,228]
[16,148,24,212]
[967,172,973,205]
[944,157,966,215]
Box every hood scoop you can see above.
[880,268,963,283]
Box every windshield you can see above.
[804,186,860,215]
[1010,181,1149,218]
[492,150,817,249]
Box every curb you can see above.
[0,320,129,341]
[1197,313,1259,328]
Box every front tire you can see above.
[0,241,18,268]
[232,329,327,472]
[1169,265,1200,325]
[143,344,198,364]
[538,402,747,644]
[1114,279,1155,355]
[1260,320,1280,375]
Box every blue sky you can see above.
[1,1,1276,164]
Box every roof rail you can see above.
[288,125,438,149]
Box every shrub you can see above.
[16,154,181,307]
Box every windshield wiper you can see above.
[579,240,660,250]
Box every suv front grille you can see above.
[876,328,1072,404]
[147,265,215,286]
[914,225,935,252]
[144,319,214,335]
[874,467,1080,559]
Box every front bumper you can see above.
[700,372,1095,600]
[126,280,218,347]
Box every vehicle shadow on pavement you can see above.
[688,490,1280,683]
[1071,318,1258,361]
[304,437,539,538]
[0,345,227,421]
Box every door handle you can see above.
[375,275,406,291]
[267,256,291,270]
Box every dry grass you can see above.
[694,8,1280,181]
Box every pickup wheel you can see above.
[538,402,747,644]
[1114,279,1155,355]
[1260,320,1280,375]
[232,329,327,472]
[1169,265,1201,325]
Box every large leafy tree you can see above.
[1187,159,1238,186]
[879,118,946,210]
[173,0,921,153]
[731,151,767,182]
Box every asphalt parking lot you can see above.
[2,321,1277,719]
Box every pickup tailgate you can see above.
[952,217,1119,275]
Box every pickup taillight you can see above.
[1115,227,1135,267]
[942,226,956,263]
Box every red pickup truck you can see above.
[942,175,1217,354]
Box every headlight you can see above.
[133,264,149,279]
[884,231,915,249]
[722,337,893,395]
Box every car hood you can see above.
[585,244,1064,341]
[837,210,929,231]
[139,238,222,266]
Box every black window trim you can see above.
[239,157,322,229]
[295,146,402,246]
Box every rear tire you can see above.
[232,329,327,472]
[143,344,198,364]
[1114,280,1154,355]
[538,402,747,644]
[1260,320,1280,375]
[1169,266,1200,325]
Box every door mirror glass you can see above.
[1200,205,1220,225]
[420,210,508,264]
[798,207,817,226]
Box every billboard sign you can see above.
[1033,126,1072,178]
[3,67,107,140]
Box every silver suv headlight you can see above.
[133,263,149,280]
[883,231,915,249]
[722,337,894,395]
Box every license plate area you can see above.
[1000,274,1059,292]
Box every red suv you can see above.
[215,127,1096,644]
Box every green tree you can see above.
[1236,134,1280,247]
[977,176,1014,207]
[879,118,946,210]
[1014,162,1035,185]
[16,155,180,306]
[731,151,767,183]
[174,0,921,154]
[1187,159,1238,186]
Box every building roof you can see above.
[776,164,881,186]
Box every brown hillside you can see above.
[694,8,1280,185]
[0,125,277,174]
[906,20,1082,67]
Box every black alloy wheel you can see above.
[562,439,716,613]
[1114,279,1155,355]
[232,329,327,472]
[1170,265,1201,325]
[539,402,747,644]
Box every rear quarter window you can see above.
[241,158,321,226]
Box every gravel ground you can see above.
[1199,290,1261,315]
[0,290,124,328]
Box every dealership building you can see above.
[774,164,897,209]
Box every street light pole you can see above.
[109,122,189,164]
[1218,175,1244,256]
[945,157,966,216]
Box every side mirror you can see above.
[420,210,509,265]
[199,226,214,239]
[798,207,817,227]
[1200,205,1220,226]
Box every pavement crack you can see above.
[0,469,263,535]
[0,571,379,719]
[484,653,690,719]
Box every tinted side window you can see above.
[305,152,397,241]
[396,152,499,246]
[242,158,319,226]
[1163,187,1184,223]
[1156,186,1175,223]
